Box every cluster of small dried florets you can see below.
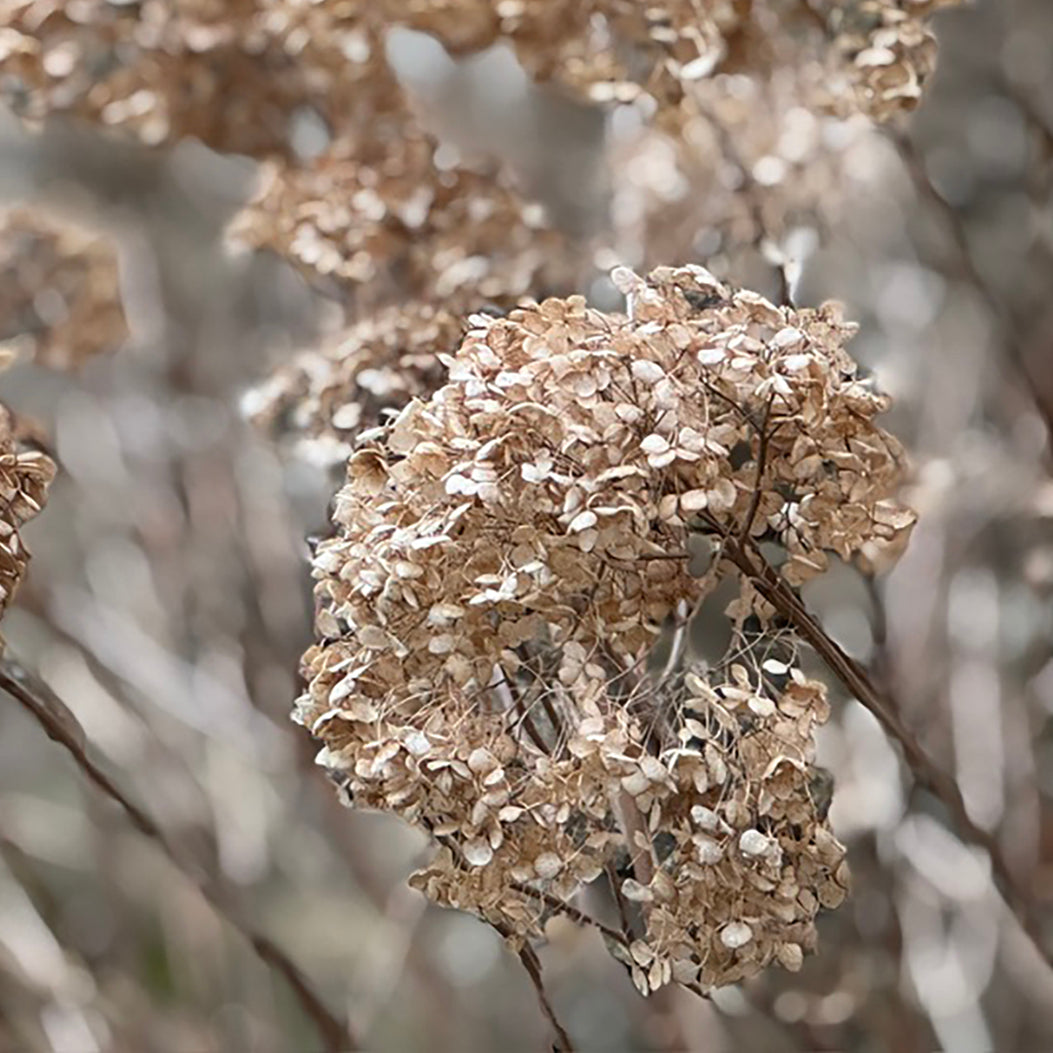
[243,303,461,466]
[297,264,912,991]
[0,2,959,150]
[399,0,962,123]
[0,0,399,155]
[228,0,960,452]
[607,67,858,285]
[0,207,128,371]
[609,0,962,278]
[0,355,55,627]
[2,5,959,462]
[228,137,577,311]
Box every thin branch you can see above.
[516,943,576,1053]
[509,881,631,948]
[890,129,1053,447]
[740,393,777,542]
[0,652,356,1053]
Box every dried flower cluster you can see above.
[226,1,959,455]
[0,2,959,146]
[820,0,962,122]
[229,140,576,311]
[608,0,963,279]
[0,0,402,155]
[0,0,932,1004]
[607,70,862,281]
[0,5,957,471]
[0,207,128,370]
[297,264,913,991]
[400,0,962,123]
[0,355,55,627]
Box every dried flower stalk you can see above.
[0,653,356,1052]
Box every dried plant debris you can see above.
[0,359,55,625]
[818,0,962,121]
[0,207,128,370]
[298,264,914,992]
[244,302,460,465]
[228,135,578,310]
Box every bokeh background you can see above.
[2,1,1053,1050]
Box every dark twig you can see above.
[516,943,576,1053]
[509,881,631,947]
[890,129,1053,447]
[740,393,777,542]
[0,652,356,1053]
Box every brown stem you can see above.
[500,664,551,754]
[605,860,638,942]
[0,652,356,1053]
[516,943,576,1053]
[740,393,777,542]
[509,881,630,947]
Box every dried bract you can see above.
[821,0,963,121]
[299,265,913,991]
[0,207,128,370]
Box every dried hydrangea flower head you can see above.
[2,1,956,143]
[607,69,863,282]
[229,136,577,312]
[605,0,962,278]
[819,0,963,121]
[0,354,55,626]
[398,0,962,123]
[299,264,914,992]
[0,0,397,155]
[243,302,460,467]
[0,207,128,370]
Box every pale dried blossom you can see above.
[818,0,964,122]
[0,207,128,370]
[229,134,578,312]
[0,1,959,160]
[244,302,460,465]
[0,356,55,625]
[298,265,913,991]
[0,0,397,154]
[607,68,869,280]
[399,0,962,123]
